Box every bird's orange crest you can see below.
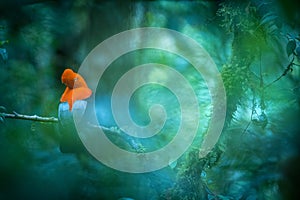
[60,69,92,110]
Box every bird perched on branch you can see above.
[60,68,92,111]
[58,68,92,153]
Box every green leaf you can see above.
[260,12,278,27]
[267,24,278,35]
[286,40,296,57]
[296,46,300,58]
[0,48,8,61]
[0,40,9,46]
[0,111,4,123]
[0,106,6,112]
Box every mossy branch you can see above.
[1,111,58,123]
[0,110,121,134]
[0,110,123,136]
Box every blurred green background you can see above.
[1,0,300,199]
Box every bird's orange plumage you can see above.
[60,69,92,110]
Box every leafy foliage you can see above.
[167,1,300,199]
[221,58,252,123]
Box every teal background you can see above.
[1,0,300,199]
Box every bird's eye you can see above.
[74,77,78,82]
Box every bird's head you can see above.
[61,69,77,89]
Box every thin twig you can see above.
[264,57,294,89]
[242,104,255,135]
[242,120,252,135]
[88,122,145,152]
[242,89,256,135]
[1,111,58,123]
[88,122,121,134]
[259,50,263,87]
[293,63,300,67]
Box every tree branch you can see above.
[0,110,145,152]
[1,111,58,123]
[0,111,121,133]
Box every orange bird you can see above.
[60,69,92,111]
